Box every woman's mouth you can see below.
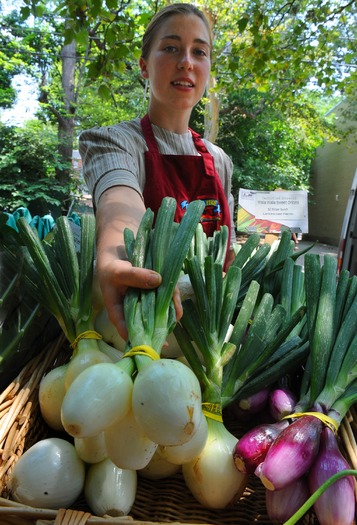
[172,80,194,88]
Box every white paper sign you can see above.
[238,188,309,234]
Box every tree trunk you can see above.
[204,75,220,143]
[56,39,77,212]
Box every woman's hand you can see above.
[98,258,162,340]
[95,186,182,341]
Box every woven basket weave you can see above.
[0,337,356,525]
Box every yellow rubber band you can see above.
[202,402,223,423]
[123,345,161,361]
[282,411,339,434]
[70,330,102,352]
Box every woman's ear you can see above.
[139,57,149,79]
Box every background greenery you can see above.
[0,0,356,216]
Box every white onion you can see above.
[75,432,108,464]
[182,418,248,509]
[132,359,202,446]
[9,438,85,509]
[84,458,137,517]
[159,413,208,465]
[64,344,112,389]
[138,447,181,480]
[38,363,67,432]
[61,362,133,438]
[105,409,158,470]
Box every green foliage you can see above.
[217,89,335,194]
[27,0,152,85]
[211,0,357,100]
[0,68,16,109]
[0,11,28,109]
[0,0,356,202]
[0,121,70,214]
[75,68,147,129]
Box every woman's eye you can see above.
[163,45,177,53]
[194,49,207,57]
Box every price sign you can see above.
[237,188,309,234]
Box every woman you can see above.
[79,3,236,340]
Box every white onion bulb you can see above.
[182,418,248,509]
[84,458,137,517]
[61,362,133,438]
[105,409,158,470]
[159,413,208,465]
[38,364,67,431]
[138,447,181,480]
[64,345,112,389]
[9,438,85,509]
[75,432,107,464]
[132,359,202,446]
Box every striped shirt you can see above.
[79,118,236,243]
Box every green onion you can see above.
[252,254,357,513]
[6,213,114,391]
[123,197,205,361]
[296,255,357,413]
[14,214,96,343]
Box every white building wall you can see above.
[308,101,357,245]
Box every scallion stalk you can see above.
[15,214,98,348]
[123,197,205,361]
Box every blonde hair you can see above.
[141,3,212,60]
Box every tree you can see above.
[0,0,356,210]
[0,121,69,214]
[0,0,151,211]
[18,0,357,135]
[210,0,356,97]
[0,9,29,109]
[218,89,336,197]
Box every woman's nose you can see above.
[177,51,193,70]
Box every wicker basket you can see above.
[1,337,356,525]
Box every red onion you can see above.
[308,427,355,525]
[259,415,323,490]
[233,420,289,474]
[265,476,310,523]
[230,387,270,420]
[269,387,297,421]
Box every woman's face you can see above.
[140,14,211,117]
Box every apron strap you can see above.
[189,128,217,177]
[141,114,159,152]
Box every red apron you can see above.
[141,114,231,245]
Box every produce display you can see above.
[0,197,356,525]
[235,251,357,524]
